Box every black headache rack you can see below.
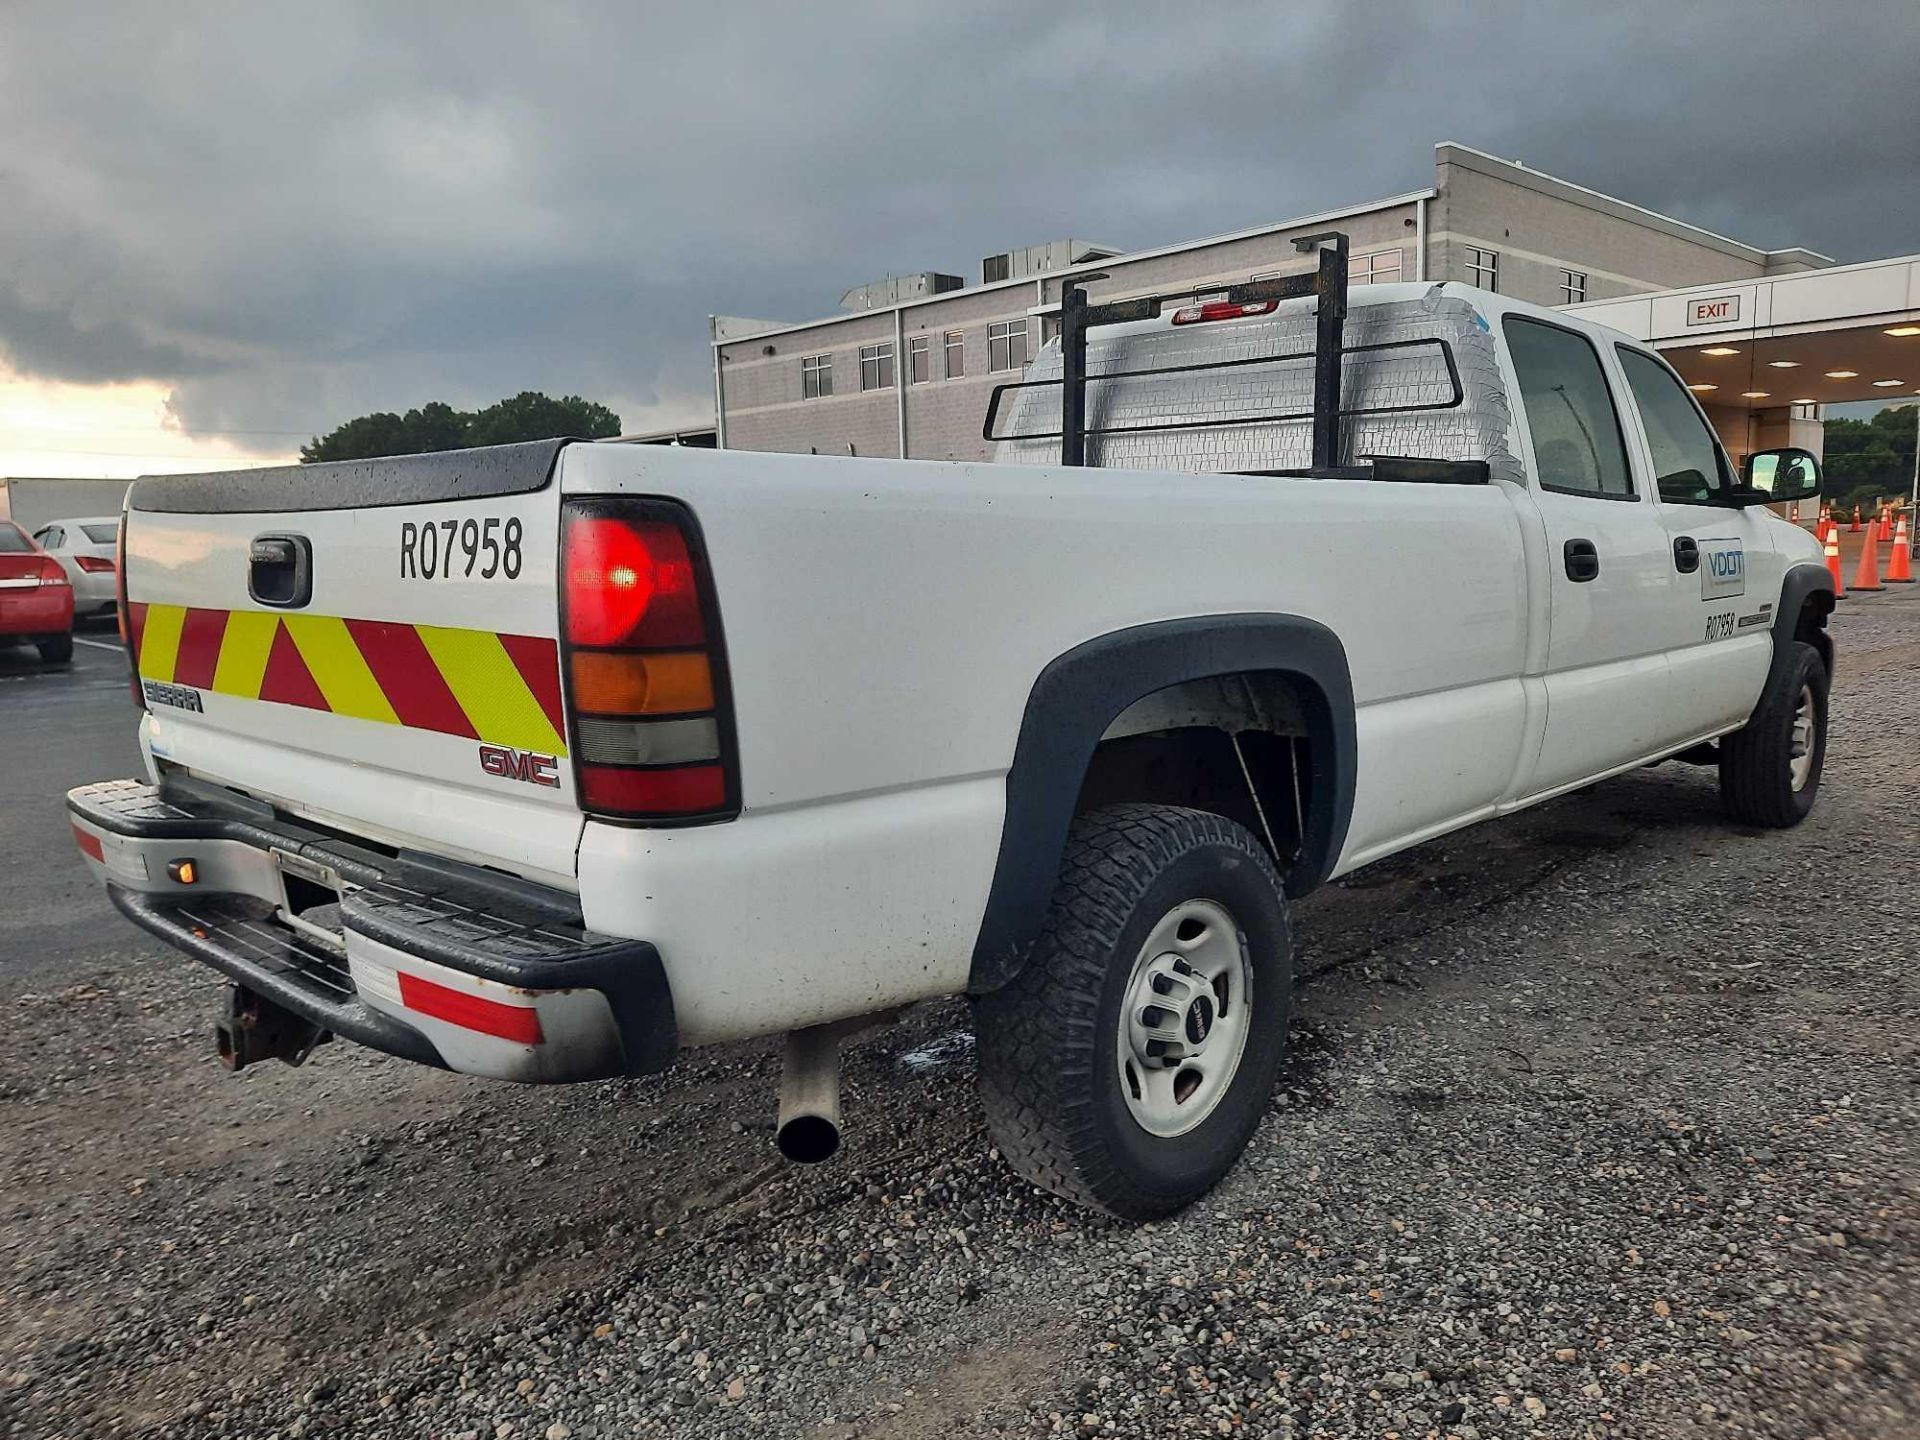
[982,230,1488,485]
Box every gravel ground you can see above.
[2,592,1914,1439]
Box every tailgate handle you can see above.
[249,533,312,608]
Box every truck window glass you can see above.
[1616,347,1730,504]
[1503,316,1634,500]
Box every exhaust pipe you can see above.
[776,1023,846,1163]
[775,1014,896,1163]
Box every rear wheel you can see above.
[36,634,73,665]
[1720,640,1827,827]
[973,804,1291,1220]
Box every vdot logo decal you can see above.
[1700,540,1746,600]
[479,744,561,788]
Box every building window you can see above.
[1466,247,1499,292]
[859,342,895,391]
[801,354,832,399]
[1560,269,1588,304]
[982,254,1010,284]
[908,335,930,384]
[944,330,964,379]
[988,318,1030,373]
[1350,250,1403,284]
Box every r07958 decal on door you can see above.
[402,517,523,580]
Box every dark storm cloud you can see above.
[2,1,1914,444]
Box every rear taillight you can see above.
[1171,299,1279,325]
[116,515,145,709]
[75,555,116,574]
[559,498,737,822]
[38,558,67,584]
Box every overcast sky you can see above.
[2,0,1915,465]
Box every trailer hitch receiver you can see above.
[215,984,330,1071]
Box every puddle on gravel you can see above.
[895,1028,976,1074]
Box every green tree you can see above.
[1820,406,1916,513]
[300,392,621,462]
[466,392,621,448]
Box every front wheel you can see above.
[1719,639,1827,827]
[973,804,1291,1220]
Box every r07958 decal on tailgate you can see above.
[401,517,523,580]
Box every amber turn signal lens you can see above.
[569,650,714,716]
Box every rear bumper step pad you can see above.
[69,779,677,1080]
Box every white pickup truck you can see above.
[71,236,1832,1219]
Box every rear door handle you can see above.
[1673,535,1700,573]
[1563,538,1600,583]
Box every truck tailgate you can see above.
[124,442,581,888]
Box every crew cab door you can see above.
[1612,345,1778,741]
[1503,315,1677,796]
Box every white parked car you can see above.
[70,236,1832,1219]
[33,516,120,615]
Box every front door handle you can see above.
[1563,538,1600,583]
[1673,536,1700,574]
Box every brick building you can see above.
[709,143,1831,461]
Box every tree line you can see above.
[301,392,621,463]
[1820,406,1917,513]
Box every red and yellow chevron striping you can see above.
[128,603,567,756]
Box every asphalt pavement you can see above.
[1,622,146,974]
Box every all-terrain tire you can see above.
[972,804,1291,1221]
[1720,639,1827,827]
[36,634,73,665]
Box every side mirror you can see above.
[1741,446,1821,504]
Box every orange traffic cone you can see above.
[1850,505,1862,533]
[1789,501,1802,525]
[1826,529,1847,598]
[1880,507,1894,541]
[1887,516,1915,584]
[1852,524,1886,592]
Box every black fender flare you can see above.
[966,613,1357,994]
[1770,562,1836,690]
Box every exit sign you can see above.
[1686,295,1741,326]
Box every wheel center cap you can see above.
[1184,994,1215,1047]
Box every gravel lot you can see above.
[1,593,1914,1439]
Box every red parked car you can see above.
[0,520,75,663]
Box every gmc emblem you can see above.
[478,744,561,788]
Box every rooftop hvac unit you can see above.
[839,272,965,311]
[980,240,1124,286]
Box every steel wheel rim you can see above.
[1788,683,1816,792]
[1116,899,1252,1138]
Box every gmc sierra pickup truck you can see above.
[70,235,1832,1219]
